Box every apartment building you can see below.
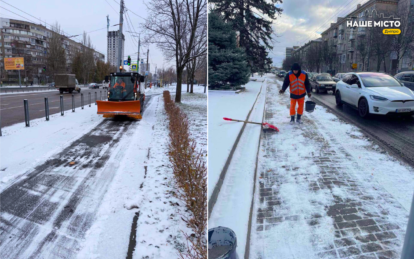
[0,18,104,84]
[107,30,125,67]
[286,46,299,59]
[291,39,322,72]
[319,0,409,75]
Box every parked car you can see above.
[333,73,347,82]
[312,74,336,94]
[49,82,55,87]
[89,83,99,89]
[278,70,287,78]
[335,72,414,118]
[395,71,414,91]
[307,72,317,81]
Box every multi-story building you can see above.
[291,39,322,72]
[320,0,402,75]
[107,30,124,67]
[286,46,299,59]
[0,18,105,84]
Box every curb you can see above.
[311,95,414,168]
[208,84,264,218]
[244,82,267,259]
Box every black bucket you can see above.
[208,227,237,259]
[305,100,316,113]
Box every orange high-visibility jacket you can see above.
[289,72,306,96]
[113,82,126,88]
[282,71,311,99]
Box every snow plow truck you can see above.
[97,72,146,119]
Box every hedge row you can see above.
[163,91,207,259]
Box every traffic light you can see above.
[43,67,46,72]
[127,56,131,66]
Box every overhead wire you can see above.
[104,0,118,14]
[1,0,107,54]
[297,0,367,45]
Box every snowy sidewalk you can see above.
[249,75,414,259]
[208,78,265,199]
[209,78,267,258]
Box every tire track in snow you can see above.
[0,97,153,259]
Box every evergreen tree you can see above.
[209,12,250,89]
[210,0,282,73]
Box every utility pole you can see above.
[117,0,124,72]
[145,49,149,88]
[137,35,140,72]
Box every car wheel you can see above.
[59,89,64,94]
[333,88,336,95]
[316,86,320,93]
[358,98,370,118]
[335,91,343,107]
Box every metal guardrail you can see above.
[1,91,104,135]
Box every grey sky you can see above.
[1,0,169,74]
[270,0,369,67]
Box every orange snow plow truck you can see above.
[97,72,146,119]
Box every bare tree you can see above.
[46,22,67,79]
[322,40,337,73]
[391,1,414,74]
[144,0,207,102]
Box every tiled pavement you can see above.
[251,79,409,259]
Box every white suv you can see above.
[335,72,414,118]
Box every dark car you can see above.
[278,70,287,78]
[395,71,414,91]
[89,83,99,89]
[312,74,337,94]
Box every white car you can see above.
[335,72,414,118]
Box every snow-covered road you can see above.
[0,84,207,259]
[249,74,414,259]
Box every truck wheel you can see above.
[69,89,73,93]
[60,89,64,94]
[78,89,81,93]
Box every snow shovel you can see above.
[223,117,279,132]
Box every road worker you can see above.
[113,78,126,89]
[279,63,312,124]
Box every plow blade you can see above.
[97,100,142,119]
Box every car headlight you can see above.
[370,95,388,101]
